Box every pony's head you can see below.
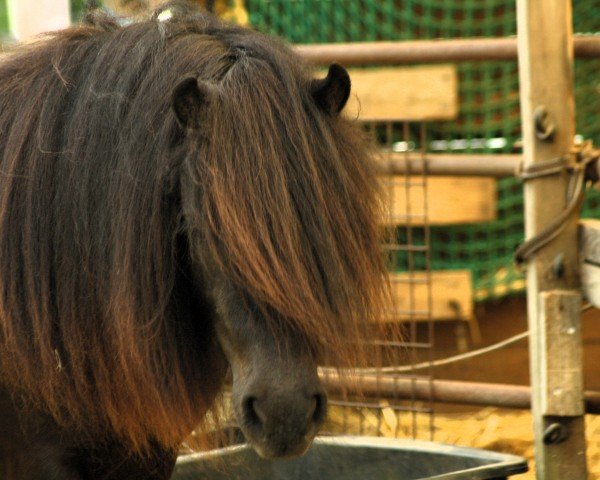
[173,40,385,457]
[0,8,388,460]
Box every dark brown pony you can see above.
[0,4,386,479]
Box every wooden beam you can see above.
[382,176,497,225]
[345,65,458,121]
[386,270,473,321]
[516,0,587,477]
[539,291,584,416]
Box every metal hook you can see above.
[543,422,568,445]
[534,106,556,142]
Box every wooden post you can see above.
[516,0,587,478]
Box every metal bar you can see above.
[330,399,432,414]
[321,374,600,414]
[296,36,600,66]
[376,153,521,177]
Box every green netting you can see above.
[71,0,88,20]
[1,1,599,300]
[246,0,600,301]
[0,0,8,34]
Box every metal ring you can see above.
[534,106,556,142]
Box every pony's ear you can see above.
[172,77,216,129]
[310,63,351,115]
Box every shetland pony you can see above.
[0,4,386,479]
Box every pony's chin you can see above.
[249,436,314,460]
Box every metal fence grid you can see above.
[323,121,436,442]
[185,121,439,451]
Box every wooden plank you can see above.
[539,291,584,416]
[517,0,587,477]
[381,176,497,225]
[345,65,458,121]
[385,270,473,321]
[579,219,600,307]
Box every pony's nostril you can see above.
[243,396,266,427]
[311,392,327,424]
[252,399,268,424]
[306,396,317,421]
[243,396,258,424]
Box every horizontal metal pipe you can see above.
[376,153,521,177]
[296,36,600,66]
[321,373,600,414]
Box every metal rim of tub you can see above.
[175,435,529,480]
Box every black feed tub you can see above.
[173,436,528,480]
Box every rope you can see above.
[515,155,569,181]
[514,143,599,265]
[513,166,585,264]
[319,330,530,376]
[320,301,597,377]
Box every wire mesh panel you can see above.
[322,121,435,442]
[184,121,438,449]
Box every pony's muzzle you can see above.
[239,388,327,459]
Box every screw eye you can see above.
[534,106,555,142]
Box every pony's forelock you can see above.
[185,52,390,368]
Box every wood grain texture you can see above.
[345,65,458,121]
[382,176,497,225]
[386,270,473,321]
[539,291,584,416]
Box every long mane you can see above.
[0,6,387,452]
